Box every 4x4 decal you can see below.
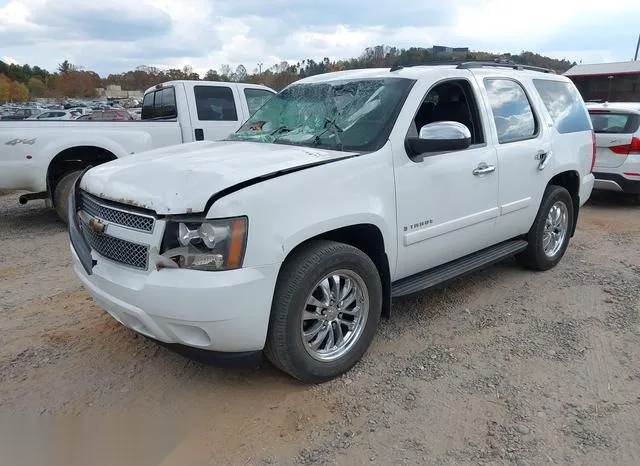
[5,138,37,146]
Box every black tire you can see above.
[264,240,383,383]
[517,185,574,271]
[53,170,82,225]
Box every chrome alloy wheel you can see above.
[543,200,569,258]
[301,270,369,362]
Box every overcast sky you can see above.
[1,0,639,77]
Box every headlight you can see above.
[161,217,248,271]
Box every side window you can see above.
[484,78,537,144]
[244,88,275,115]
[141,91,156,120]
[194,85,238,121]
[411,79,485,145]
[532,79,591,134]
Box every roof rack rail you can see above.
[456,61,556,74]
[389,59,556,74]
[390,60,472,71]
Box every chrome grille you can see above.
[79,191,155,232]
[80,221,149,270]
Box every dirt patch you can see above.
[1,190,639,465]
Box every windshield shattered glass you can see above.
[228,77,414,152]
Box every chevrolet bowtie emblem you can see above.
[88,217,107,235]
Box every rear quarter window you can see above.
[588,111,640,134]
[532,79,592,134]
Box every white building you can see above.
[94,84,143,101]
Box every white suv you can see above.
[68,62,595,383]
[586,101,640,200]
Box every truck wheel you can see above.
[53,170,82,225]
[517,185,574,271]
[264,240,382,383]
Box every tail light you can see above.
[609,136,640,155]
[590,130,596,172]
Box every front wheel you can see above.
[264,240,382,383]
[517,185,574,271]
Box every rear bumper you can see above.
[593,172,640,194]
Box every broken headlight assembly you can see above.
[160,217,248,271]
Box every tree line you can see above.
[1,45,576,102]
[0,60,101,102]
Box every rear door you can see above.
[479,76,552,241]
[588,109,640,168]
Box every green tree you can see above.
[57,60,73,73]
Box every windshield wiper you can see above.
[314,117,344,151]
[270,125,292,136]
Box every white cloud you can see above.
[0,0,29,25]
[0,0,638,77]
[1,56,19,65]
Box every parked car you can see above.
[586,102,640,200]
[76,109,133,121]
[0,80,276,222]
[0,107,42,120]
[26,110,78,120]
[68,62,595,383]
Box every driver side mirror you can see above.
[406,121,472,161]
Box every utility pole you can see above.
[634,33,640,61]
[258,62,263,74]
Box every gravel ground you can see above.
[1,190,639,466]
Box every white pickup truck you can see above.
[68,62,595,383]
[0,80,275,221]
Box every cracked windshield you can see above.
[228,78,413,151]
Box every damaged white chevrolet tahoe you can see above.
[68,62,595,383]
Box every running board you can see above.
[391,239,528,298]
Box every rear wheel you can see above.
[53,170,82,225]
[264,240,382,383]
[517,185,574,271]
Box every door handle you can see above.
[473,163,496,176]
[535,150,551,170]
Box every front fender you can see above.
[206,145,398,273]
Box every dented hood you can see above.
[80,140,352,214]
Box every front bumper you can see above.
[68,173,281,354]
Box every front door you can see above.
[393,78,499,280]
